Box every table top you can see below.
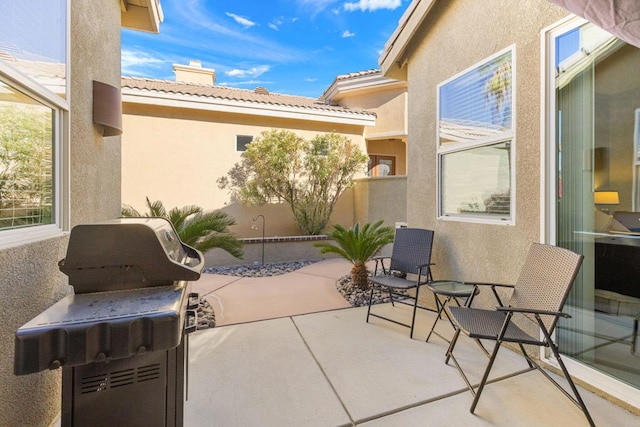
[427,280,477,297]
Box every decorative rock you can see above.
[196,298,216,330]
[203,260,318,277]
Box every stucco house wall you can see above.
[324,72,408,176]
[0,1,123,426]
[398,0,568,284]
[122,102,366,237]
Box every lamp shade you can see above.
[594,191,619,205]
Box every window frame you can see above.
[436,45,516,225]
[0,0,70,249]
[369,154,396,177]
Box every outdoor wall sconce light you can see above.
[93,80,122,136]
[252,214,266,265]
[594,191,619,214]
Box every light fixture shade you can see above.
[93,80,122,136]
[594,191,620,205]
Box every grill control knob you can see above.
[49,360,62,370]
[137,345,147,355]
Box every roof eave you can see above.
[322,72,407,102]
[122,88,376,127]
[378,0,438,79]
[121,0,164,33]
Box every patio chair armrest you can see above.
[465,282,513,307]
[496,306,571,318]
[372,256,390,275]
[414,263,435,283]
[417,262,435,270]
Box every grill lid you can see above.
[14,218,205,376]
[59,218,204,293]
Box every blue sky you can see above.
[121,0,409,98]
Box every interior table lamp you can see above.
[594,191,619,214]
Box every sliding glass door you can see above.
[550,20,640,391]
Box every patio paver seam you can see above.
[351,386,471,425]
[196,275,243,298]
[290,315,357,427]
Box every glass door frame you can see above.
[541,15,640,408]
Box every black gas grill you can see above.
[14,218,204,427]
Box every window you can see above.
[368,155,395,177]
[437,47,514,223]
[0,0,68,246]
[236,135,253,152]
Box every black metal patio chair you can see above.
[366,227,435,338]
[445,243,595,426]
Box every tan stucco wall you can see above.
[403,0,569,284]
[338,86,407,176]
[339,87,407,138]
[121,104,366,236]
[353,176,407,227]
[0,2,122,426]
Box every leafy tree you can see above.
[315,221,395,290]
[217,129,369,235]
[122,197,243,258]
[0,104,53,228]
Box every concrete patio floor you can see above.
[185,259,640,426]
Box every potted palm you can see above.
[315,220,395,290]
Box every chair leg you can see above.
[535,316,595,427]
[366,284,376,323]
[632,319,638,356]
[444,327,477,393]
[389,288,395,306]
[410,285,420,339]
[445,327,462,364]
[470,340,503,413]
[547,341,596,427]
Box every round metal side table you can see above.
[426,280,478,343]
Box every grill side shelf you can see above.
[14,286,187,376]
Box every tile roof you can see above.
[121,76,376,117]
[334,69,381,81]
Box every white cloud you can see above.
[218,79,274,88]
[296,0,342,17]
[121,49,165,75]
[225,12,256,28]
[342,30,355,38]
[269,16,285,31]
[225,65,271,79]
[344,0,401,12]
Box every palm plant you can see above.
[122,197,243,258]
[315,220,395,290]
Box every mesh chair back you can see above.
[508,243,583,333]
[388,228,434,275]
